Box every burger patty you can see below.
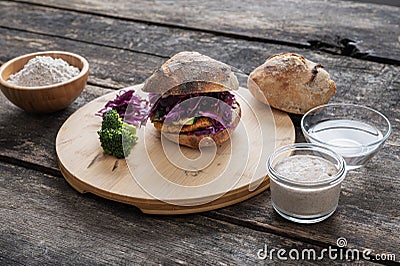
[152,102,240,134]
[153,117,213,133]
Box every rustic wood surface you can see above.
[1,162,379,265]
[9,0,400,63]
[0,0,399,264]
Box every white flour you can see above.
[8,56,80,87]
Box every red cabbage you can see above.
[149,91,237,136]
[189,124,227,136]
[149,91,236,129]
[97,90,150,127]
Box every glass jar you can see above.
[267,143,346,224]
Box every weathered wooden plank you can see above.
[0,25,398,148]
[1,1,398,143]
[0,27,165,89]
[0,84,112,171]
[13,0,400,63]
[208,147,400,252]
[1,162,370,265]
[0,2,398,105]
[2,80,398,258]
[0,3,399,109]
[343,0,400,7]
[0,19,399,262]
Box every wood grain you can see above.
[0,28,164,89]
[0,10,398,131]
[209,151,400,254]
[1,161,372,265]
[0,78,398,258]
[56,85,294,214]
[12,0,400,63]
[0,2,398,124]
[0,1,399,263]
[4,2,400,142]
[0,18,398,252]
[0,27,398,158]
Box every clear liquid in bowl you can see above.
[307,119,383,169]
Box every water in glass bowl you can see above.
[307,119,383,169]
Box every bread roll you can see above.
[248,53,336,114]
[143,51,241,149]
[142,51,239,95]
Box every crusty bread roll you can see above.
[248,53,336,114]
[162,126,233,149]
[143,51,239,95]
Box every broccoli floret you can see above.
[98,110,138,158]
[101,109,122,130]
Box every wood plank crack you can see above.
[4,0,399,65]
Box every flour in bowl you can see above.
[8,56,80,87]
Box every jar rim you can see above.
[267,143,346,187]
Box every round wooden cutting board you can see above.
[56,84,294,214]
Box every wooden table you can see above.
[1,1,399,264]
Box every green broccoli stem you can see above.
[98,110,138,159]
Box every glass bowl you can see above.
[301,103,391,170]
[267,143,346,224]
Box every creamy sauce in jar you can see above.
[275,155,337,182]
[270,155,342,219]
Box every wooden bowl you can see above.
[0,51,89,113]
